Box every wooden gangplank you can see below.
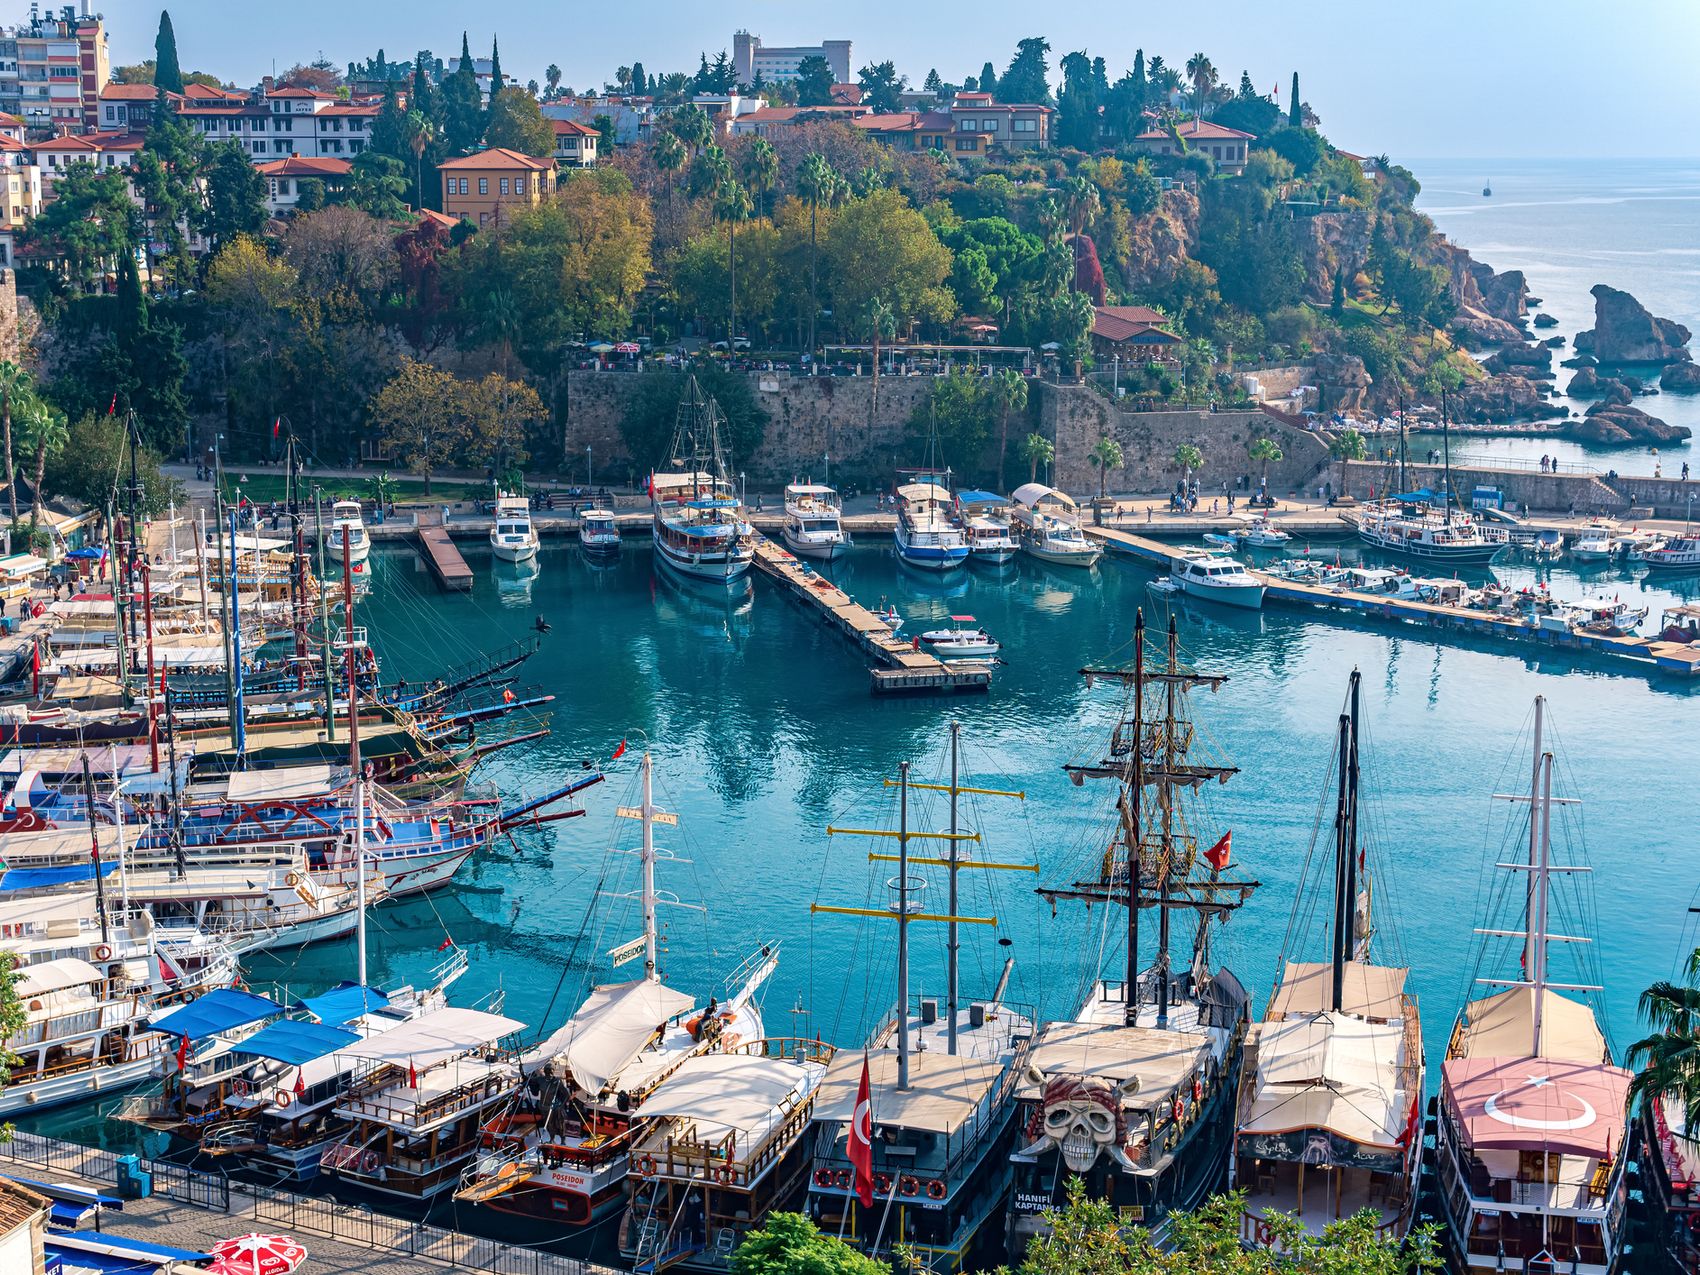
[748,537,991,696]
[417,526,474,591]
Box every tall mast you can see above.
[316,490,335,743]
[641,751,658,980]
[1154,618,1182,1025]
[1524,696,1543,980]
[947,721,960,1057]
[1345,668,1361,959]
[1440,387,1454,527]
[343,524,366,988]
[1127,612,1145,1024]
[355,763,368,988]
[896,760,911,1092]
[1531,751,1554,1057]
[82,754,109,948]
[1330,705,1352,1012]
[226,510,246,759]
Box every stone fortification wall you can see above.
[1334,460,1679,515]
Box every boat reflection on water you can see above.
[896,550,973,599]
[493,556,541,607]
[1142,585,1267,638]
[651,554,755,644]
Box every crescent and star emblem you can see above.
[854,1096,872,1142]
[1482,1073,1597,1131]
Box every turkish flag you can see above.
[175,1035,190,1070]
[1204,831,1231,872]
[611,739,627,760]
[849,1053,875,1207]
[294,1067,307,1097]
[408,1057,419,1088]
[437,937,454,952]
[272,418,282,439]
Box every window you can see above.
[958,118,976,132]
[499,177,510,195]
[459,178,469,194]
[981,117,999,132]
[252,142,263,154]
[280,179,292,195]
[478,177,488,195]
[1013,117,1037,133]
[954,138,976,152]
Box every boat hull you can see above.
[1355,527,1505,564]
[579,534,621,556]
[492,540,540,563]
[0,1054,155,1118]
[654,539,752,582]
[1177,579,1265,610]
[782,532,850,562]
[895,540,969,571]
[327,538,371,565]
[1020,544,1102,567]
[970,547,1018,566]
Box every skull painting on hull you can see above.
[1022,1069,1141,1172]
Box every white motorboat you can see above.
[1010,484,1101,566]
[489,493,539,563]
[781,483,850,562]
[1203,532,1240,549]
[1618,530,1666,562]
[1265,557,1331,583]
[1338,566,1424,600]
[1569,522,1616,561]
[874,599,903,632]
[955,490,1019,565]
[1641,534,1700,571]
[920,618,1000,658]
[893,480,969,572]
[1536,596,1649,635]
[578,508,621,555]
[1147,576,1181,595]
[1238,517,1291,548]
[1170,552,1265,609]
[326,500,370,564]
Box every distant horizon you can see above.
[106,0,1699,160]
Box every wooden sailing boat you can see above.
[1010,612,1258,1255]
[806,723,1036,1272]
[1433,696,1631,1275]
[1231,669,1426,1245]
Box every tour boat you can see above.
[578,509,622,556]
[920,619,1000,659]
[650,379,755,583]
[780,483,850,562]
[1232,670,1425,1247]
[1010,484,1102,566]
[1641,534,1700,572]
[893,479,969,572]
[326,500,370,565]
[1618,531,1666,561]
[1239,517,1292,548]
[806,724,1034,1273]
[1011,614,1257,1255]
[489,493,539,564]
[457,750,777,1230]
[1265,558,1332,584]
[1534,597,1649,636]
[1432,696,1631,1275]
[1348,493,1508,565]
[1569,523,1616,562]
[956,490,1019,565]
[1170,552,1265,609]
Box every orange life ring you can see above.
[873,1173,892,1196]
[925,1178,946,1200]
[1172,1097,1184,1123]
[92,943,112,962]
[275,1089,293,1108]
[715,1166,734,1186]
[899,1175,920,1197]
[636,1155,655,1177]
[1193,1078,1204,1103]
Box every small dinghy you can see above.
[920,616,1000,658]
[1148,576,1181,595]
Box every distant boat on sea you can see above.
[1482,179,1492,197]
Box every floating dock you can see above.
[748,536,991,696]
[417,526,474,591]
[1084,525,1700,680]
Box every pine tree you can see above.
[411,55,436,122]
[1289,72,1301,126]
[153,11,183,95]
[489,36,503,99]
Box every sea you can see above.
[28,539,1699,1170]
[1413,157,1700,476]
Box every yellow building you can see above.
[438,147,556,229]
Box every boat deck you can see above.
[748,536,991,697]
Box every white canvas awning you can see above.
[896,482,951,504]
[1011,483,1076,511]
[814,1048,1003,1135]
[1267,961,1409,1022]
[1455,986,1606,1063]
[1241,1012,1409,1147]
[1016,1020,1209,1109]
[224,765,338,802]
[534,979,696,1095]
[638,1053,822,1141]
[16,957,105,997]
[337,1007,523,1068]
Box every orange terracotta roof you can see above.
[100,83,162,100]
[268,87,336,99]
[257,155,352,177]
[551,118,597,136]
[1092,305,1180,344]
[1135,119,1255,142]
[854,112,924,132]
[39,131,145,152]
[318,104,379,117]
[418,208,460,229]
[180,83,244,100]
[437,146,554,171]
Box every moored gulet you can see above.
[1009,613,1257,1255]
[1231,669,1425,1247]
[804,722,1036,1272]
[1433,696,1631,1275]
[650,379,755,583]
[456,749,778,1231]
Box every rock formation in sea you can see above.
[1483,343,1553,379]
[1532,313,1558,329]
[1573,402,1691,444]
[1572,285,1693,364]
[1452,374,1564,423]
[1661,362,1700,392]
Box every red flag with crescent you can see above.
[849,1052,875,1206]
[1204,830,1232,872]
[611,739,627,760]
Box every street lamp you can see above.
[587,445,594,490]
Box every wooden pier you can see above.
[417,526,474,591]
[1084,525,1700,680]
[747,537,991,696]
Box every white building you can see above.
[175,86,379,164]
[731,31,851,85]
[550,117,598,167]
[257,154,351,214]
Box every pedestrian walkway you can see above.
[0,1130,618,1275]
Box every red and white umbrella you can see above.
[614,341,641,355]
[209,1233,308,1275]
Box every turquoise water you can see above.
[1415,157,1700,474]
[28,540,1700,1155]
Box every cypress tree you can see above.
[630,61,646,95]
[979,61,997,97]
[412,55,436,122]
[1289,72,1301,126]
[459,33,473,73]
[153,11,183,95]
[489,36,503,98]
[117,249,148,338]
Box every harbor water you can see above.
[25,535,1698,1155]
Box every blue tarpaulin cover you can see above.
[4,1173,122,1216]
[47,1232,211,1271]
[233,1017,359,1066]
[63,547,105,560]
[955,490,1007,505]
[295,983,387,1025]
[0,861,118,893]
[1392,489,1437,503]
[145,987,284,1040]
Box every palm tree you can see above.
[1089,436,1124,500]
[653,132,686,203]
[1247,436,1283,490]
[1328,428,1367,498]
[368,472,396,517]
[0,361,33,526]
[992,368,1029,490]
[20,401,67,528]
[866,297,895,428]
[1021,432,1055,485]
[1185,53,1217,118]
[714,178,753,346]
[404,110,434,210]
[742,138,778,218]
[616,66,632,94]
[1061,174,1099,237]
[1629,949,1700,1142]
[545,64,562,98]
[668,104,713,157]
[796,153,839,361]
[1173,442,1203,490]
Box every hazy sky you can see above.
[102,0,1700,159]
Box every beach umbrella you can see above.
[208,1233,308,1275]
[614,341,641,355]
[587,341,615,354]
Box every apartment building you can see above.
[438,147,555,228]
[731,30,851,85]
[175,85,379,163]
[0,4,108,136]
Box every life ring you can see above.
[873,1173,892,1196]
[899,1175,920,1197]
[1193,1078,1204,1103]
[232,1078,251,1098]
[92,943,112,962]
[925,1178,946,1200]
[835,1169,851,1189]
[1253,1218,1272,1246]
[285,871,304,888]
[1172,1097,1184,1123]
[636,1155,655,1177]
[814,1169,832,1188]
[275,1089,293,1108]
[715,1165,734,1186]
[361,1150,379,1173]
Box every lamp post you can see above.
[587,445,594,490]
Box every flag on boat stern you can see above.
[850,1052,875,1207]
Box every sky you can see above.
[97,0,1700,159]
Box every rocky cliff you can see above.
[1573,285,1693,364]
[1119,188,1199,292]
[1434,239,1529,345]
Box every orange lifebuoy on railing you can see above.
[715,1165,735,1186]
[925,1178,946,1200]
[899,1175,919,1197]
[232,1078,251,1098]
[275,1089,293,1108]
[92,943,112,962]
[636,1155,656,1177]
[873,1172,892,1197]
[1172,1097,1184,1123]
[1193,1078,1204,1103]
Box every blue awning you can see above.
[145,988,284,1040]
[47,1232,211,1272]
[294,983,387,1026]
[63,547,106,560]
[0,861,118,893]
[233,1017,360,1066]
[4,1173,122,1214]
[955,490,1006,506]
[1392,488,1437,503]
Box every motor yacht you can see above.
[781,484,850,562]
